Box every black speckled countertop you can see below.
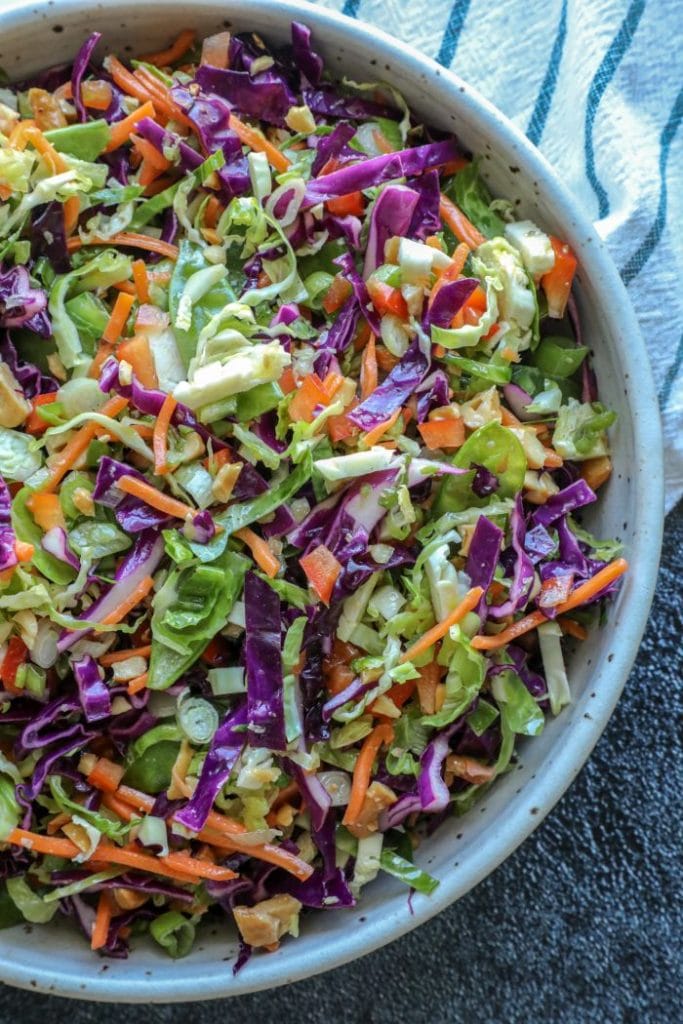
[0,501,679,1023]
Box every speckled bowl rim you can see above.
[0,0,664,1002]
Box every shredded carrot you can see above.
[91,891,114,951]
[471,559,629,651]
[20,125,80,234]
[429,243,470,310]
[140,29,196,67]
[500,406,522,428]
[362,407,401,447]
[99,575,155,626]
[103,290,135,345]
[449,241,471,276]
[117,474,197,521]
[343,723,394,826]
[89,776,313,881]
[229,113,291,173]
[557,617,588,641]
[105,100,156,152]
[144,174,176,198]
[99,644,152,667]
[14,540,35,563]
[25,492,65,532]
[152,393,177,475]
[116,334,158,389]
[7,828,80,859]
[67,231,180,260]
[40,395,129,493]
[100,791,137,822]
[234,526,281,579]
[439,193,486,249]
[360,334,377,400]
[106,56,179,124]
[131,259,151,304]
[90,843,237,883]
[87,757,125,793]
[400,586,484,664]
[113,280,137,296]
[126,672,149,696]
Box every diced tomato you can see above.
[321,274,353,314]
[418,418,465,450]
[288,374,331,423]
[300,544,342,606]
[326,191,365,218]
[0,637,28,694]
[24,392,58,436]
[366,279,408,319]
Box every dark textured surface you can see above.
[0,500,679,1022]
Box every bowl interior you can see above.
[0,0,663,1001]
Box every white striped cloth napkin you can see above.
[317,0,683,511]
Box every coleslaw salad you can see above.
[0,22,627,967]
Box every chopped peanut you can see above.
[445,754,496,786]
[113,887,149,911]
[212,462,242,503]
[73,487,96,517]
[232,894,302,948]
[345,781,397,839]
[0,363,31,428]
[285,104,316,134]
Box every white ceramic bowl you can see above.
[0,0,663,1002]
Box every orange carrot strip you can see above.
[117,474,196,521]
[90,843,237,882]
[116,334,158,389]
[25,492,65,532]
[471,559,629,651]
[229,113,291,173]
[99,576,155,626]
[131,259,150,303]
[557,617,588,641]
[196,828,314,881]
[91,891,114,951]
[105,100,156,152]
[100,792,137,822]
[140,29,196,67]
[87,757,125,794]
[126,672,149,696]
[99,644,152,667]
[152,393,177,475]
[40,395,129,492]
[110,785,155,815]
[67,231,179,260]
[400,586,484,664]
[439,193,486,249]
[103,290,135,345]
[362,407,401,447]
[113,280,137,296]
[106,56,176,123]
[21,125,80,234]
[7,828,79,858]
[360,334,377,400]
[234,526,281,579]
[343,723,394,826]
[14,540,35,563]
